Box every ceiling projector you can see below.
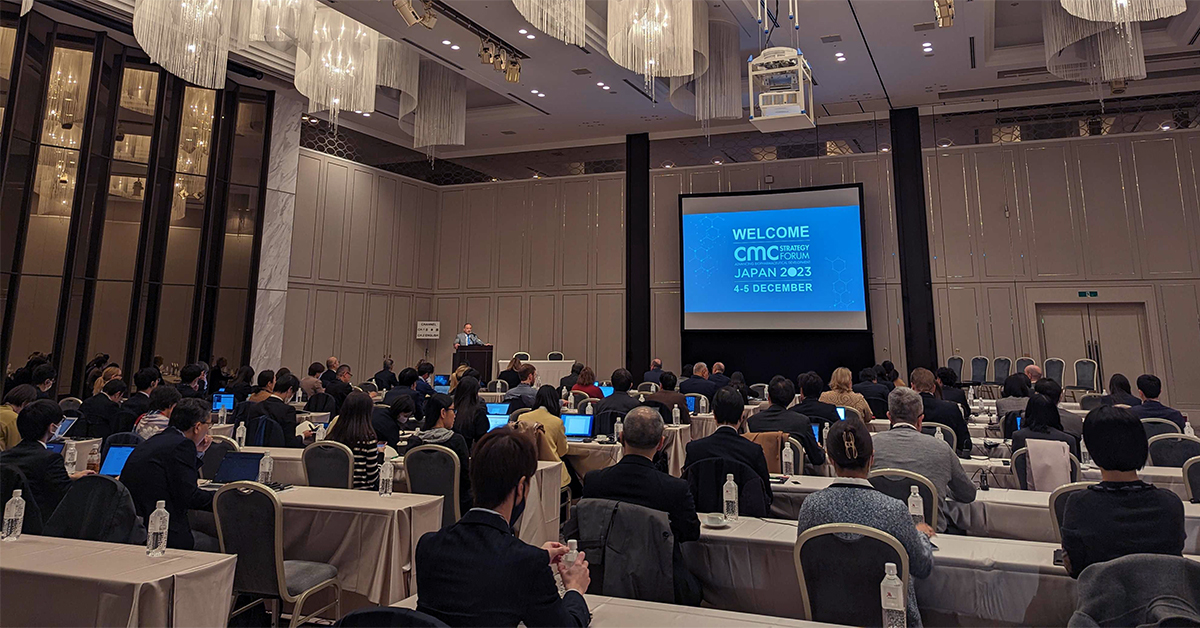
[748,47,815,133]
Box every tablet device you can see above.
[836,407,846,421]
[53,418,76,440]
[433,374,450,386]
[599,386,614,397]
[686,397,697,413]
[99,445,135,477]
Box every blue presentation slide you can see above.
[682,205,866,315]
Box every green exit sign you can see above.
[1078,291,1100,298]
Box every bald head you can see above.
[622,406,665,453]
[712,362,725,374]
[1024,364,1042,383]
[326,356,339,370]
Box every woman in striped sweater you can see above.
[326,391,382,490]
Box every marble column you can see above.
[250,90,305,370]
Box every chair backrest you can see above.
[359,381,378,393]
[201,437,239,480]
[795,523,909,625]
[1079,393,1105,411]
[245,415,285,447]
[868,468,939,530]
[487,379,509,393]
[636,381,659,393]
[785,437,803,474]
[102,431,144,460]
[1143,418,1182,440]
[513,352,530,361]
[749,383,768,400]
[742,431,784,474]
[304,393,337,413]
[1011,447,1081,490]
[1148,434,1200,468]
[43,475,143,543]
[946,356,964,381]
[1001,410,1022,440]
[214,482,285,598]
[0,464,43,535]
[334,607,449,627]
[569,390,590,408]
[1071,554,1200,626]
[595,409,627,439]
[866,397,889,422]
[58,397,83,413]
[839,406,862,423]
[684,393,709,414]
[1073,359,1098,391]
[1014,357,1035,373]
[682,457,770,518]
[567,498,675,603]
[992,357,1012,384]
[1184,456,1200,502]
[969,356,989,384]
[921,421,957,452]
[1048,481,1097,543]
[509,407,532,422]
[303,441,356,488]
[547,351,564,360]
[405,444,462,528]
[1044,358,1065,386]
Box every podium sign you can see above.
[416,321,440,340]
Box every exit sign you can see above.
[1077,291,1099,298]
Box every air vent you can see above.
[913,21,936,31]
[820,34,842,44]
[571,68,592,75]
[500,130,517,135]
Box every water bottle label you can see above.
[908,499,922,517]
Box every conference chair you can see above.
[201,435,240,480]
[1148,434,1200,468]
[547,351,565,360]
[684,393,709,414]
[1015,357,1035,374]
[749,383,768,400]
[214,482,341,628]
[795,523,909,625]
[1044,358,1066,386]
[43,475,144,544]
[512,352,531,361]
[1048,481,1098,543]
[839,406,862,423]
[966,356,989,386]
[595,410,628,440]
[304,393,337,414]
[636,382,659,393]
[0,464,43,535]
[1001,410,1023,440]
[786,437,804,474]
[1011,447,1081,491]
[564,499,675,603]
[865,397,889,423]
[683,457,770,518]
[245,415,286,447]
[102,431,144,461]
[486,379,509,393]
[991,357,1012,385]
[867,468,938,530]
[58,397,83,414]
[1071,359,1099,391]
[743,431,786,474]
[334,607,449,627]
[302,441,355,488]
[359,381,378,393]
[946,356,964,381]
[405,444,462,528]
[1183,457,1200,502]
[1079,393,1105,411]
[508,408,532,422]
[114,409,137,434]
[569,390,590,409]
[921,422,957,452]
[1142,418,1182,440]
[1072,555,1200,626]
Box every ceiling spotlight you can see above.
[531,89,539,94]
[451,44,460,50]
[936,138,953,148]
[442,40,451,45]
[519,29,528,34]
[526,34,535,39]
[494,48,508,71]
[712,158,723,165]
[602,85,610,90]
[505,58,521,83]
[393,0,436,28]
[662,161,675,168]
[480,40,497,64]
[419,0,437,28]
[362,112,370,117]
[1160,121,1173,131]
[537,93,545,97]
[835,52,844,57]
[301,114,309,120]
[879,144,891,153]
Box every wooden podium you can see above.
[454,345,494,382]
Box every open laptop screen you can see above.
[99,445,135,477]
[564,414,594,438]
[214,452,264,483]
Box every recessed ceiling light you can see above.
[1160,122,1173,130]
[835,52,844,57]
[526,34,535,39]
[879,144,891,153]
[354,110,362,114]
[837,57,846,62]
[923,47,933,53]
[602,85,610,90]
[362,112,370,117]
[442,40,451,45]
[662,161,675,168]
[450,44,460,50]
[531,89,539,93]
[712,158,722,164]
[597,82,604,86]
[923,42,932,47]
[519,29,527,34]
[537,93,545,97]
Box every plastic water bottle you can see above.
[566,393,575,411]
[2,490,25,541]
[147,500,169,556]
[1080,440,1091,467]
[821,423,830,445]
[908,486,924,526]
[1186,422,1195,438]
[561,387,569,401]
[723,474,739,522]
[86,446,101,473]
[935,425,946,445]
[258,451,273,483]
[639,393,645,402]
[584,402,594,416]
[63,441,77,474]
[782,443,795,475]
[565,539,578,568]
[881,562,906,628]
[218,406,227,424]
[235,422,246,448]
[378,459,394,496]
[315,423,327,441]
[614,416,623,440]
[671,406,681,426]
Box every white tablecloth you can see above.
[566,425,691,478]
[496,360,575,388]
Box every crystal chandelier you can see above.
[511,0,586,47]
[670,12,741,127]
[1043,0,1146,86]
[378,37,420,120]
[413,59,466,158]
[132,0,252,90]
[295,1,378,129]
[607,0,694,96]
[1060,0,1185,25]
[249,0,302,45]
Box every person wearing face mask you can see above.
[406,393,471,514]
[0,400,97,523]
[415,427,592,627]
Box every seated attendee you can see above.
[1035,378,1082,438]
[498,357,523,391]
[247,369,275,404]
[520,385,571,489]
[570,366,605,400]
[326,392,383,491]
[31,364,56,400]
[882,361,906,388]
[911,368,971,457]
[324,365,354,409]
[415,361,436,399]
[373,359,399,391]
[728,372,752,405]
[175,364,204,399]
[935,367,970,422]
[407,392,472,514]
[0,400,96,520]
[122,397,215,551]
[819,367,873,421]
[594,369,641,418]
[792,372,840,427]
[0,385,39,451]
[503,364,540,408]
[678,362,720,401]
[680,364,694,380]
[1102,373,1141,408]
[996,373,1031,418]
[645,372,690,421]
[452,376,490,452]
[582,406,702,605]
[4,355,47,394]
[195,361,210,397]
[91,365,122,397]
[300,362,326,398]
[415,427,590,627]
[559,362,583,391]
[1060,405,1185,578]
[225,366,256,403]
[275,367,292,381]
[122,367,160,419]
[448,364,471,394]
[643,358,664,386]
[1024,364,1043,384]
[853,368,890,401]
[796,418,934,627]
[207,358,228,394]
[1130,374,1186,431]
[383,368,425,419]
[871,387,976,531]
[79,378,127,438]
[134,385,182,441]
[1012,393,1081,461]
[684,387,772,504]
[320,356,340,386]
[874,365,895,392]
[748,376,825,468]
[245,373,306,448]
[373,394,417,450]
[708,362,731,387]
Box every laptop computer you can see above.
[564,414,594,442]
[52,417,77,441]
[486,415,509,432]
[212,394,235,413]
[46,442,64,454]
[432,374,451,395]
[836,407,846,421]
[486,403,509,416]
[812,424,821,445]
[598,386,614,397]
[685,397,697,413]
[99,445,135,477]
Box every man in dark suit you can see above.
[244,374,306,447]
[679,362,720,401]
[372,359,399,391]
[415,362,436,399]
[707,362,731,388]
[912,368,971,456]
[416,427,591,626]
[79,378,127,439]
[123,367,160,419]
[594,369,640,418]
[1131,374,1187,431]
[583,406,701,604]
[793,372,841,427]
[31,364,56,400]
[383,368,424,420]
[174,364,204,399]
[324,365,354,410]
[853,368,890,401]
[935,367,972,422]
[559,362,583,391]
[747,376,825,467]
[319,357,340,387]
[0,400,96,521]
[684,387,772,503]
[646,372,690,422]
[121,397,215,551]
[643,358,664,386]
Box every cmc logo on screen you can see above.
[734,245,781,261]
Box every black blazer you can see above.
[558,374,579,390]
[1102,390,1142,407]
[852,381,890,400]
[747,405,826,467]
[122,391,152,419]
[0,440,73,522]
[246,396,303,448]
[175,383,202,399]
[372,406,403,450]
[79,393,122,439]
[642,369,663,385]
[120,427,213,550]
[320,369,337,386]
[582,455,700,544]
[415,509,590,627]
[941,386,971,422]
[919,392,972,455]
[678,377,720,400]
[498,369,521,391]
[708,373,731,387]
[383,386,425,422]
[684,426,773,503]
[373,369,399,391]
[792,398,841,427]
[325,380,353,409]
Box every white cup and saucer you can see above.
[702,513,730,529]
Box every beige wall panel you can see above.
[312,289,339,363]
[417,187,438,290]
[465,296,491,345]
[290,153,320,280]
[163,228,201,284]
[1075,141,1139,279]
[527,295,557,359]
[560,293,590,365]
[983,285,1022,362]
[437,190,465,291]
[97,222,141,281]
[869,285,893,368]
[1022,145,1082,279]
[281,287,311,371]
[496,184,528,289]
[388,294,413,367]
[395,181,420,289]
[339,291,366,371]
[652,289,680,372]
[371,176,395,287]
[688,169,722,193]
[595,176,625,286]
[886,285,907,376]
[852,157,896,283]
[413,296,433,364]
[972,149,1025,280]
[318,161,348,282]
[466,187,497,289]
[494,295,524,365]
[1158,283,1200,407]
[812,159,845,186]
[434,296,460,370]
[928,151,975,280]
[365,293,390,364]
[1131,137,1199,277]
[764,161,802,190]
[594,292,625,377]
[345,169,373,285]
[725,164,762,192]
[529,182,560,288]
[651,172,683,286]
[939,285,982,359]
[561,180,592,287]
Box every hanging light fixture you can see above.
[20,0,32,16]
[377,36,420,119]
[511,0,587,47]
[670,15,740,127]
[413,59,466,158]
[249,0,303,48]
[1043,0,1145,86]
[1060,0,1185,25]
[295,1,378,129]
[607,0,695,96]
[667,1,709,115]
[132,0,252,90]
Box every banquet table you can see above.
[565,424,692,477]
[0,534,236,627]
[681,516,1079,626]
[494,359,575,389]
[241,445,307,485]
[479,391,504,403]
[210,423,234,438]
